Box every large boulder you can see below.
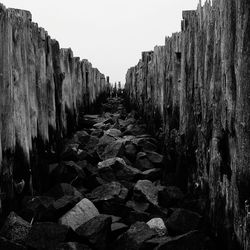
[76,215,112,250]
[113,222,156,250]
[133,180,158,206]
[166,208,202,234]
[59,198,99,230]
[0,212,31,245]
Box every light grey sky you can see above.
[1,0,203,84]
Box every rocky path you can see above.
[0,97,216,250]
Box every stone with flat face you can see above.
[58,198,99,230]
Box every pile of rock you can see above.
[0,97,214,249]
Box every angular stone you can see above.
[102,140,125,160]
[166,208,201,234]
[134,180,158,206]
[87,182,128,203]
[0,212,31,245]
[75,215,112,250]
[105,128,122,137]
[26,222,71,250]
[145,151,164,164]
[147,218,167,237]
[136,154,155,171]
[97,134,116,159]
[141,168,161,181]
[111,222,128,239]
[84,136,99,154]
[113,222,156,250]
[56,242,92,250]
[143,231,213,250]
[58,198,99,230]
[46,183,83,199]
[0,237,26,250]
[124,143,137,161]
[73,130,90,146]
[126,200,149,213]
[98,157,141,182]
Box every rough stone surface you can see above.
[75,215,112,250]
[58,198,99,230]
[26,222,71,250]
[0,212,31,245]
[134,180,158,206]
[87,181,128,203]
[113,221,157,250]
[147,218,167,237]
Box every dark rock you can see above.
[0,237,26,250]
[166,208,202,234]
[134,180,158,206]
[87,182,128,204]
[84,136,99,154]
[97,157,141,183]
[124,210,150,225]
[158,186,184,208]
[97,134,116,159]
[59,198,99,230]
[0,212,31,245]
[105,128,122,137]
[102,140,125,160]
[21,196,55,221]
[91,129,104,138]
[144,151,164,164]
[56,242,92,250]
[111,223,128,239]
[143,230,213,250]
[26,222,72,250]
[46,183,83,199]
[49,161,86,184]
[126,200,150,213]
[141,168,161,181]
[76,215,112,250]
[113,222,157,250]
[99,201,133,218]
[136,152,155,171]
[73,130,90,146]
[60,143,79,161]
[124,143,137,161]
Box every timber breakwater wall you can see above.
[0,4,110,213]
[125,0,250,249]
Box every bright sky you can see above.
[1,0,203,85]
